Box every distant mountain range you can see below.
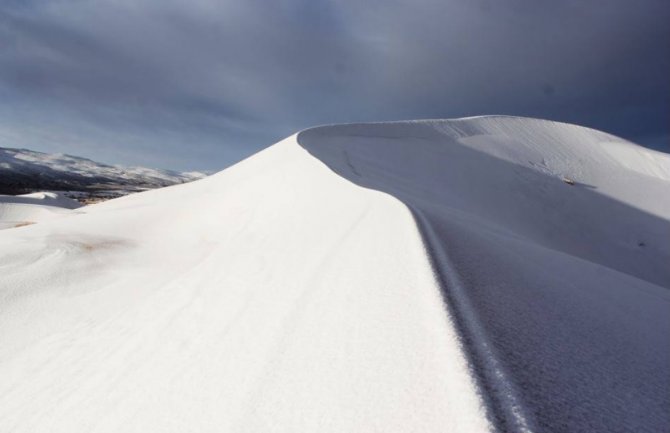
[0,147,207,196]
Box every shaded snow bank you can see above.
[298,116,670,432]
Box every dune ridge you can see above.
[0,116,668,432]
[298,116,670,432]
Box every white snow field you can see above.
[1,116,669,432]
[0,192,82,230]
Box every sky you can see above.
[1,0,668,171]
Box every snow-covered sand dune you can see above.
[1,116,668,432]
[298,116,670,432]
[0,192,82,230]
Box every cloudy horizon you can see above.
[1,0,668,171]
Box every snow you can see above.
[298,116,670,431]
[1,116,668,432]
[0,192,82,230]
[0,136,489,432]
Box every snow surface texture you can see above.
[0,192,82,230]
[1,116,668,432]
[298,116,670,432]
[0,134,489,432]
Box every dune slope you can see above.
[0,137,488,432]
[0,116,668,432]
[298,116,670,432]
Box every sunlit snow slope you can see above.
[1,116,668,433]
[0,134,488,432]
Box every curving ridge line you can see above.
[297,116,670,433]
[411,206,533,433]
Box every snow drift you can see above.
[0,192,82,230]
[0,116,668,432]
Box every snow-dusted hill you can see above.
[298,117,670,431]
[0,117,668,432]
[0,192,82,230]
[0,147,206,195]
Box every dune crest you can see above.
[1,116,668,432]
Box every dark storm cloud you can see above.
[0,0,668,170]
